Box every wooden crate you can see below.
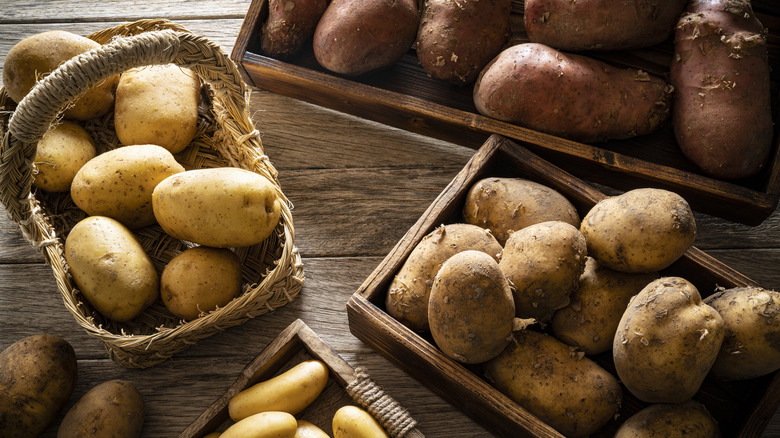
[178,319,423,438]
[232,0,780,226]
[346,134,780,438]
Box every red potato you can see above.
[670,0,773,180]
[524,0,688,51]
[473,43,673,143]
[260,0,329,58]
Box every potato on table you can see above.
[615,400,720,438]
[32,121,96,193]
[58,379,145,438]
[332,405,388,438]
[260,0,328,58]
[221,411,298,438]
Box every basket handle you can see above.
[0,29,249,224]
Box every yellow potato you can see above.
[615,400,719,438]
[332,405,388,438]
[57,380,144,438]
[64,216,159,322]
[221,411,298,438]
[32,121,96,192]
[294,420,329,438]
[152,168,282,248]
[114,64,201,153]
[229,360,329,421]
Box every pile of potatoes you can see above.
[385,176,780,437]
[2,31,283,325]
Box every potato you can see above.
[473,43,673,143]
[57,379,145,438]
[161,246,243,320]
[332,405,388,438]
[580,188,696,273]
[428,250,514,364]
[385,223,503,332]
[313,0,419,76]
[484,330,622,438]
[0,335,77,437]
[615,400,720,438]
[114,64,201,154]
[704,286,780,380]
[416,0,511,86]
[32,121,96,192]
[499,221,587,322]
[261,0,328,58]
[295,420,329,438]
[70,144,185,229]
[64,216,159,322]
[613,277,725,403]
[525,0,688,51]
[2,30,118,120]
[670,0,772,179]
[229,360,329,421]
[462,177,580,245]
[221,411,298,438]
[152,168,282,248]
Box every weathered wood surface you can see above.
[1,1,779,437]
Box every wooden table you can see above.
[1,1,779,437]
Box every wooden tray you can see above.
[346,134,780,438]
[178,319,423,438]
[231,0,780,226]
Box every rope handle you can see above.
[346,367,423,438]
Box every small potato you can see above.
[613,277,725,403]
[153,168,282,248]
[229,360,329,421]
[462,177,580,245]
[64,216,159,322]
[261,0,328,58]
[428,250,515,364]
[551,257,659,355]
[0,335,78,437]
[499,221,587,322]
[70,144,185,229]
[484,330,622,438]
[57,379,145,438]
[385,223,503,332]
[704,286,780,380]
[114,64,201,154]
[294,420,329,438]
[580,188,696,273]
[221,411,298,438]
[32,121,97,192]
[161,246,243,321]
[615,400,720,438]
[332,405,388,438]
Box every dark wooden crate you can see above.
[346,134,780,438]
[232,0,780,226]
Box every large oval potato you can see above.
[58,379,145,438]
[0,335,78,437]
[580,188,696,273]
[615,400,720,438]
[152,168,282,248]
[385,223,503,332]
[332,405,388,438]
[484,330,622,438]
[221,411,298,438]
[499,221,587,322]
[462,177,580,245]
[33,121,97,192]
[261,0,328,58]
[429,250,515,364]
[473,43,673,143]
[704,286,780,380]
[64,216,160,322]
[613,277,725,403]
[71,144,185,229]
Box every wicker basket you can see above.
[0,19,305,369]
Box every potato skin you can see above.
[462,177,579,245]
[385,223,503,332]
[221,411,298,438]
[704,287,780,380]
[332,405,388,438]
[484,330,622,438]
[580,188,696,273]
[313,0,418,76]
[473,43,673,143]
[670,0,772,179]
[416,0,511,86]
[33,121,96,192]
[525,0,688,51]
[57,379,145,438]
[294,420,329,438]
[428,250,515,364]
[499,221,587,322]
[0,335,78,438]
[615,400,720,438]
[261,0,328,58]
[613,277,725,403]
